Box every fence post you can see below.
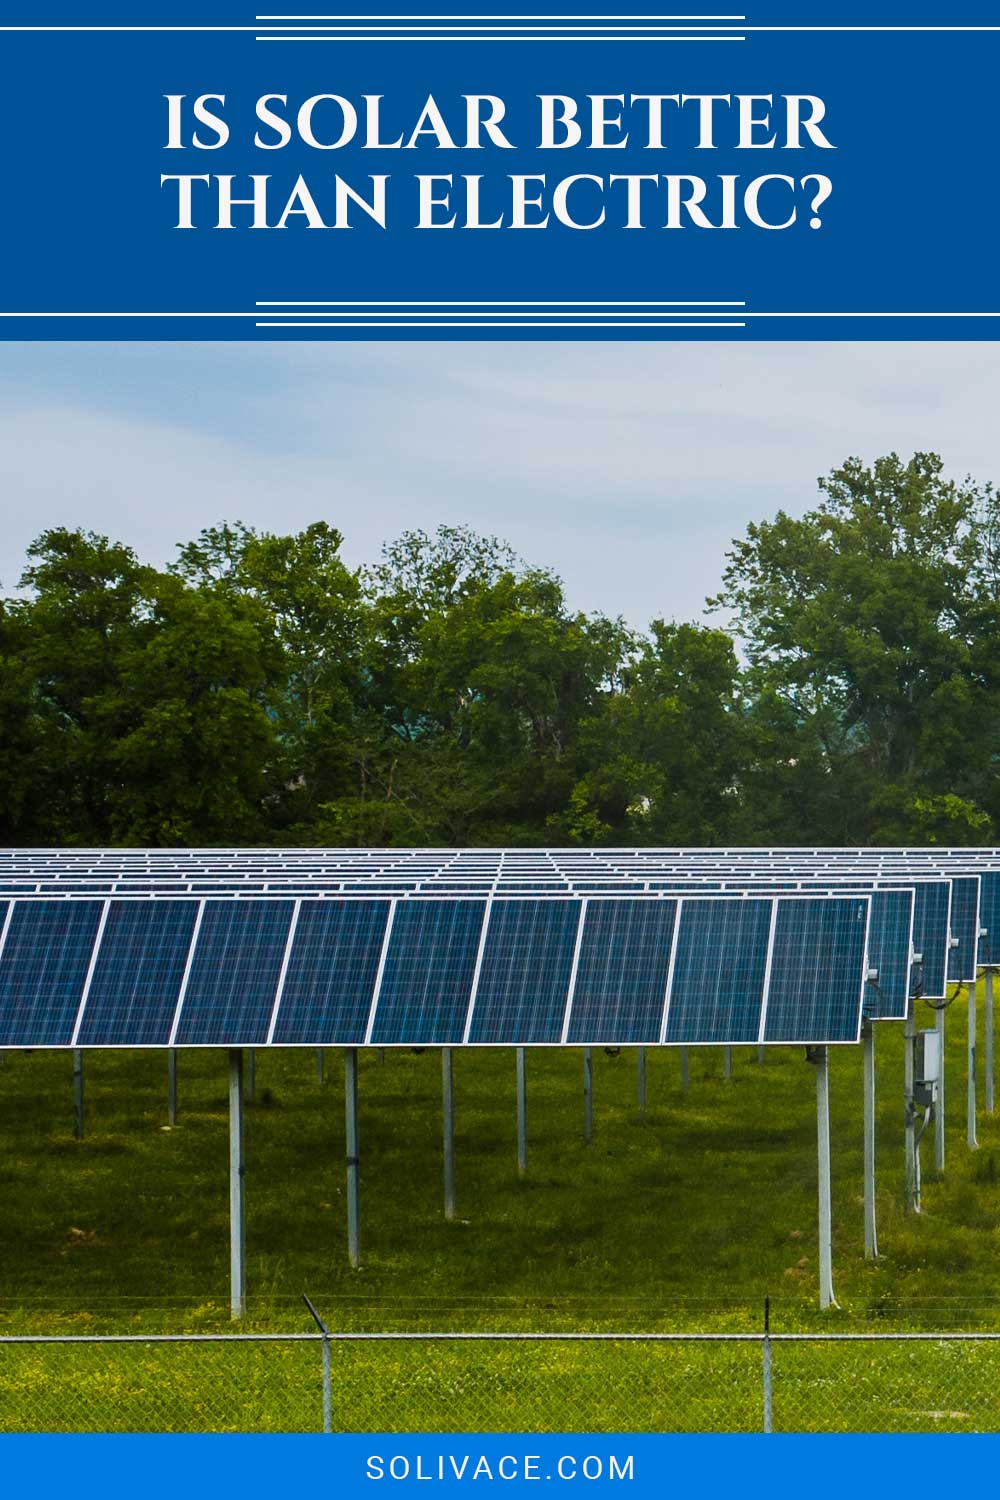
[73,1049,85,1140]
[304,1295,333,1434]
[762,1297,773,1433]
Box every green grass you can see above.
[3,990,1000,1429]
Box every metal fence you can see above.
[2,1331,1000,1433]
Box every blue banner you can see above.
[4,1433,1000,1492]
[3,4,1000,336]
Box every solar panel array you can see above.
[0,845,994,1052]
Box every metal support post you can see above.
[73,1049,84,1141]
[442,1047,455,1220]
[168,1049,178,1126]
[316,1048,325,1085]
[680,1046,690,1092]
[303,1296,332,1434]
[724,1046,733,1080]
[345,1048,360,1267]
[968,974,979,1149]
[583,1047,593,1144]
[516,1047,527,1175]
[814,1046,837,1310]
[637,1048,647,1113]
[935,1005,945,1173]
[758,1045,766,1065]
[862,1022,878,1258]
[246,1048,256,1105]
[228,1049,246,1320]
[986,969,995,1114]
[762,1297,773,1434]
[904,997,918,1212]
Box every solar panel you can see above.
[369,899,485,1046]
[76,899,199,1046]
[0,899,104,1047]
[172,900,295,1046]
[467,899,581,1044]
[861,889,914,1021]
[763,897,869,1043]
[978,870,1000,965]
[271,899,390,1045]
[948,875,981,983]
[663,897,772,1044]
[565,898,677,1044]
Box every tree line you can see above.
[3,450,1000,848]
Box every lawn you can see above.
[2,985,1000,1430]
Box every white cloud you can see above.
[1,342,999,626]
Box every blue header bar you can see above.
[3,5,998,338]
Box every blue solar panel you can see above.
[664,898,772,1044]
[879,881,950,999]
[861,890,913,1021]
[468,899,581,1044]
[370,899,485,1045]
[0,900,104,1046]
[978,871,1000,965]
[565,899,677,1044]
[763,897,868,1043]
[272,900,390,1045]
[948,876,980,983]
[173,901,294,1045]
[76,900,199,1045]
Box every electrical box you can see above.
[913,1029,941,1108]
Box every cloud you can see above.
[1,341,998,627]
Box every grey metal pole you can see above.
[516,1047,527,1175]
[968,975,979,1149]
[904,996,918,1212]
[73,1049,84,1141]
[862,1022,878,1258]
[762,1336,773,1433]
[758,1045,766,1065]
[442,1047,455,1220]
[316,1048,325,1085]
[583,1047,593,1144]
[168,1049,178,1126]
[637,1048,647,1113]
[345,1048,360,1267]
[724,1046,733,1080]
[815,1046,836,1310]
[935,1005,946,1173]
[986,969,995,1114]
[322,1334,332,1434]
[246,1048,256,1105]
[680,1046,690,1092]
[228,1049,246,1320]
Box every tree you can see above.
[711,452,1000,842]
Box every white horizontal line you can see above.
[255,310,744,318]
[257,35,746,41]
[256,320,748,327]
[2,311,999,321]
[256,13,748,18]
[253,22,746,29]
[5,24,997,32]
[255,301,746,309]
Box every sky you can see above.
[0,340,998,629]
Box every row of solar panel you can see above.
[0,893,875,1050]
[0,874,952,995]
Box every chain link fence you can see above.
[2,1331,1000,1433]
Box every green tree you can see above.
[712,452,1000,842]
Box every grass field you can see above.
[3,987,1000,1429]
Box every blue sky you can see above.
[0,341,997,629]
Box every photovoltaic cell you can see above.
[565,899,677,1044]
[881,881,949,999]
[173,900,294,1045]
[948,876,980,983]
[0,900,103,1046]
[664,899,772,1044]
[77,900,199,1045]
[978,871,1000,966]
[272,899,390,1045]
[861,890,913,1021]
[468,899,581,1044]
[763,898,868,1043]
[370,899,485,1045]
